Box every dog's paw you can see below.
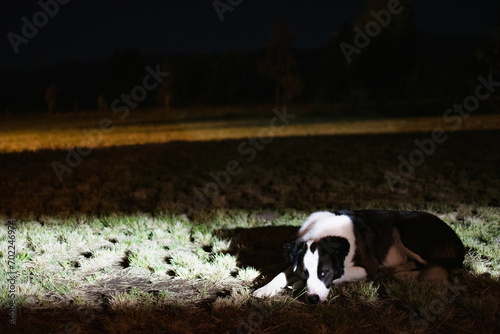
[253,272,288,298]
[253,285,280,298]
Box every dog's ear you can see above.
[284,241,306,268]
[318,236,350,260]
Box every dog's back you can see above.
[336,210,465,280]
[392,211,465,272]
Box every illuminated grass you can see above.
[0,211,498,333]
[0,214,261,309]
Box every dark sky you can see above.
[1,0,499,71]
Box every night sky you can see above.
[1,0,499,71]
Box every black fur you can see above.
[283,236,350,289]
[284,241,306,268]
[335,210,465,278]
[393,211,465,270]
[316,236,350,288]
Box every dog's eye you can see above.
[300,268,308,277]
[320,270,329,278]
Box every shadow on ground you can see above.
[217,225,299,281]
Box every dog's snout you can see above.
[307,294,320,304]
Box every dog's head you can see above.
[285,236,350,304]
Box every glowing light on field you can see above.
[1,114,499,153]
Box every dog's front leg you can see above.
[333,266,367,285]
[253,266,300,298]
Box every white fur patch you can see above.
[254,211,364,302]
[333,266,367,284]
[252,272,287,298]
[298,211,357,278]
[297,212,362,300]
[302,240,330,301]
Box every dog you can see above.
[253,210,465,304]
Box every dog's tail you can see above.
[390,262,450,281]
[418,265,449,281]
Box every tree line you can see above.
[1,1,499,117]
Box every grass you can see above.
[0,110,499,333]
[1,209,498,333]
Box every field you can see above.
[0,109,499,333]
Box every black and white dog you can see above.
[253,210,465,304]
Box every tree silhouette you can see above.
[44,84,59,112]
[211,51,247,104]
[101,49,145,104]
[258,18,303,105]
[491,9,500,74]
[345,0,417,111]
[313,23,354,107]
[157,58,173,115]
[172,55,210,107]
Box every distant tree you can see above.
[101,49,145,104]
[345,0,417,110]
[364,0,414,36]
[474,9,500,75]
[97,94,108,112]
[313,23,353,106]
[258,18,303,105]
[210,51,247,104]
[44,84,59,112]
[156,58,173,115]
[172,55,210,107]
[491,9,500,74]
